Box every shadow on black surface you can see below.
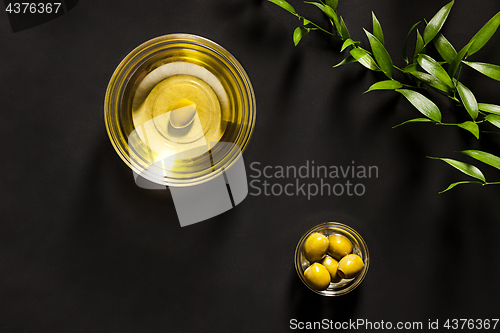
[56,136,245,330]
[70,134,240,241]
[305,29,343,54]
[72,135,174,229]
[277,51,304,111]
[212,0,247,17]
[288,266,359,324]
[324,67,370,136]
[213,0,265,13]
[360,94,400,134]
[212,0,287,48]
[428,191,500,318]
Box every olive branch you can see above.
[268,0,500,193]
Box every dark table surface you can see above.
[2,0,500,332]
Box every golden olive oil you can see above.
[126,58,232,176]
[105,35,255,186]
[132,72,225,161]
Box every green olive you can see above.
[321,256,342,282]
[304,263,331,290]
[328,234,353,260]
[331,273,343,283]
[337,254,364,279]
[303,232,329,262]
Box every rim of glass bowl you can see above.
[104,33,256,187]
[294,222,370,296]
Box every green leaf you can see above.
[293,27,309,46]
[448,41,473,77]
[485,114,500,129]
[462,61,500,81]
[460,150,500,170]
[438,181,484,193]
[340,38,359,52]
[403,21,421,63]
[403,63,421,73]
[392,118,434,128]
[478,103,500,115]
[417,54,454,89]
[364,29,393,78]
[350,48,380,71]
[331,12,342,34]
[305,2,341,32]
[340,17,350,39]
[365,80,402,93]
[423,0,454,45]
[333,55,356,67]
[433,33,457,64]
[467,11,500,56]
[456,80,479,120]
[407,71,453,93]
[268,0,295,14]
[457,121,479,139]
[325,0,338,11]
[414,29,425,59]
[395,89,442,122]
[428,157,486,182]
[372,12,384,45]
[329,10,341,33]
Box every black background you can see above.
[4,0,79,32]
[1,0,500,332]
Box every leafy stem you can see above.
[296,13,337,36]
[394,65,405,72]
[402,84,426,89]
[269,0,500,193]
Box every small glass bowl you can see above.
[104,34,256,187]
[295,222,369,296]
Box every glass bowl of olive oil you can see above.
[295,222,369,296]
[105,34,256,187]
